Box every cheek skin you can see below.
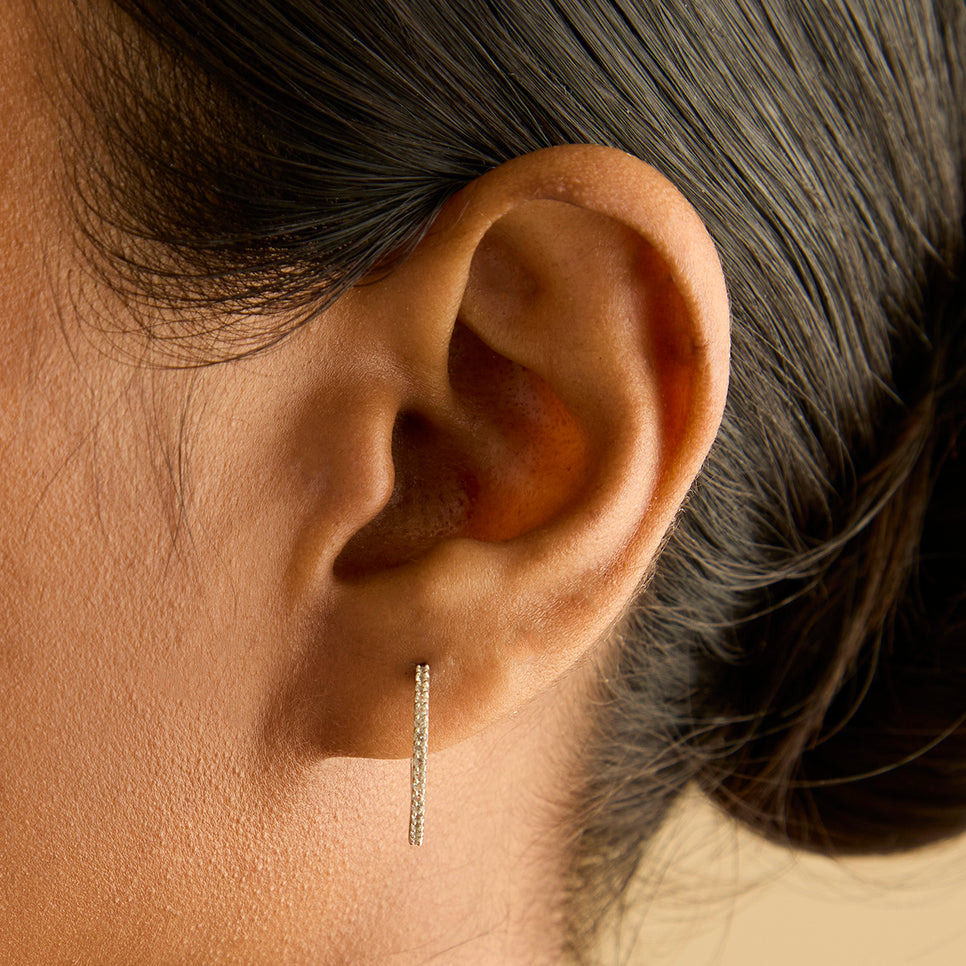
[0,42,419,941]
[0,32,338,954]
[0,101,361,956]
[0,300,344,960]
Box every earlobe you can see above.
[271,145,730,762]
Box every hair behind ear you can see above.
[698,246,966,855]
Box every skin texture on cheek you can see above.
[0,235,337,959]
[0,18,345,956]
[0,103,365,945]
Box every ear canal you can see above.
[333,318,589,581]
[332,405,478,580]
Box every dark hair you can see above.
[55,0,966,961]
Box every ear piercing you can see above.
[409,664,430,846]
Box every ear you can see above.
[278,145,729,759]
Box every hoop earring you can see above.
[409,664,430,846]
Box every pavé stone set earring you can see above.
[409,663,430,846]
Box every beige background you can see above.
[596,790,966,966]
